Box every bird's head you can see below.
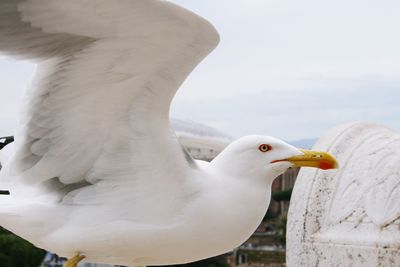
[211,135,338,183]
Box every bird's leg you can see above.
[63,253,85,267]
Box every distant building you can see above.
[40,252,65,267]
[172,119,232,161]
[269,167,300,216]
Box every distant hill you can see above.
[289,138,318,149]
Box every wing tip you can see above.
[164,0,220,51]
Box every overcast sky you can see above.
[0,0,399,141]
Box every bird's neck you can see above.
[185,171,272,254]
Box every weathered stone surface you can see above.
[287,122,400,267]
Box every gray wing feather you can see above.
[0,0,219,201]
[0,0,92,59]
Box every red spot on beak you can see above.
[319,161,334,170]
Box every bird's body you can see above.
[0,137,287,266]
[0,0,338,266]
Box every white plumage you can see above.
[0,1,338,266]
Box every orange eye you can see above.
[258,144,272,152]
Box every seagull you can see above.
[0,1,338,266]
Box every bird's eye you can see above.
[258,144,272,152]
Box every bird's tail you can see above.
[0,136,14,195]
[0,136,14,150]
[0,136,14,168]
[0,136,18,232]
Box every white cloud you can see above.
[1,0,400,141]
[170,0,400,139]
[172,77,400,140]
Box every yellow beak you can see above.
[274,149,339,170]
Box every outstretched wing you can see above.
[0,0,219,198]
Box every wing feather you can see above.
[0,0,219,196]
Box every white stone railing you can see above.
[287,122,400,267]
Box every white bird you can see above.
[0,1,338,266]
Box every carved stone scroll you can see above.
[287,123,400,267]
